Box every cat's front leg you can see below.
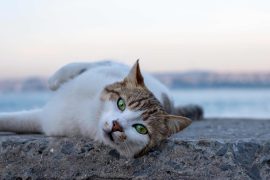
[48,63,90,90]
[48,61,114,91]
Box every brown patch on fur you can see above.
[100,82,124,101]
[162,93,174,114]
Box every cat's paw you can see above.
[48,61,114,91]
[48,76,62,91]
[48,63,88,91]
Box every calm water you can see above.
[0,88,270,119]
[172,88,270,118]
[0,92,52,112]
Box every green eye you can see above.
[117,98,126,111]
[133,124,148,135]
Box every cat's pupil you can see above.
[133,124,148,135]
[117,98,126,111]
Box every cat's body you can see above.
[46,61,173,136]
[0,61,194,157]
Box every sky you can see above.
[0,0,270,78]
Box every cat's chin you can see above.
[101,133,141,158]
[112,145,138,158]
[102,131,115,146]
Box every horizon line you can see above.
[1,69,270,81]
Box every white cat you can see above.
[0,61,191,157]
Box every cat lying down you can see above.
[0,60,199,157]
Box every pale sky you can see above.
[0,0,270,78]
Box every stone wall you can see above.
[0,119,270,179]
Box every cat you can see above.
[0,60,195,157]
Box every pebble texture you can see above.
[0,119,270,179]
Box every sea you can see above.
[0,88,270,119]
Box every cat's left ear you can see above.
[125,60,145,86]
[164,114,192,136]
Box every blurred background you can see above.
[0,0,269,118]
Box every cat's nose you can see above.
[112,120,123,132]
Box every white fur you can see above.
[0,61,173,157]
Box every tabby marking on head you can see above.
[99,60,191,157]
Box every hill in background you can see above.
[0,71,270,92]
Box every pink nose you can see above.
[112,120,123,132]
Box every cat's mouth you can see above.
[103,130,115,142]
[107,131,114,142]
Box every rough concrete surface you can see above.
[0,119,270,179]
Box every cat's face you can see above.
[99,101,150,157]
[99,61,191,157]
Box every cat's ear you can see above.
[164,114,192,135]
[125,60,145,86]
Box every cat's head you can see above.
[99,60,191,157]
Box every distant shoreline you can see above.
[204,117,270,121]
[1,70,270,92]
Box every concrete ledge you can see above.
[0,119,270,179]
